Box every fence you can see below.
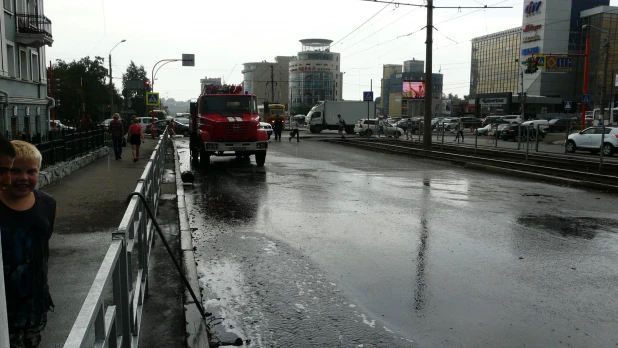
[26,126,106,170]
[60,128,169,348]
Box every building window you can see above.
[35,115,41,134]
[30,51,39,82]
[3,0,12,12]
[6,44,15,77]
[19,49,29,80]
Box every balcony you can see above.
[15,14,53,48]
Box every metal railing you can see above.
[63,129,169,348]
[21,126,106,170]
[16,13,53,37]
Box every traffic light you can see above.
[144,80,151,92]
[525,57,533,74]
[531,55,539,73]
[107,104,110,110]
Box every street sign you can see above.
[582,94,591,105]
[545,56,572,72]
[182,53,195,67]
[536,55,546,67]
[564,101,572,110]
[146,92,160,106]
[363,91,373,102]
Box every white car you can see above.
[354,119,404,137]
[259,122,273,139]
[500,115,522,124]
[521,119,549,131]
[565,127,618,156]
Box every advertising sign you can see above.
[402,81,425,99]
[480,97,507,105]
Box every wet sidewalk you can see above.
[38,138,185,348]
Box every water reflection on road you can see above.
[177,138,618,347]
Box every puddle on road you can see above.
[518,216,618,239]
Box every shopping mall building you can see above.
[469,0,611,118]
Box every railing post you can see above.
[111,233,131,348]
[0,239,10,348]
[535,124,540,152]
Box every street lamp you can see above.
[515,59,525,122]
[109,39,126,115]
[582,24,610,127]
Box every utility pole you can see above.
[362,0,510,151]
[422,0,433,150]
[270,65,275,103]
[599,40,610,125]
[109,53,113,115]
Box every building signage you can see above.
[523,35,541,43]
[545,56,572,72]
[480,97,507,105]
[521,46,540,56]
[523,24,542,32]
[524,1,542,16]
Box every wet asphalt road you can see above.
[176,137,618,348]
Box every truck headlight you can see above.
[257,142,268,149]
[206,143,218,150]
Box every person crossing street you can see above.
[273,115,283,141]
[289,118,300,142]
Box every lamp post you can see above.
[515,59,525,123]
[582,24,609,127]
[108,39,126,115]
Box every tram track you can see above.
[324,138,618,192]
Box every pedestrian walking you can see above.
[1,140,57,348]
[108,113,124,160]
[169,118,176,136]
[0,134,15,190]
[128,116,145,162]
[289,118,300,142]
[405,118,413,140]
[273,115,283,141]
[378,118,385,138]
[454,120,464,143]
[337,114,346,139]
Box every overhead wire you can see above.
[331,0,396,48]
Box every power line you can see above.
[331,0,396,48]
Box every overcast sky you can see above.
[46,0,618,102]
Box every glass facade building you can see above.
[579,6,618,110]
[469,27,522,98]
[289,39,342,111]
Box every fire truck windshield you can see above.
[200,96,257,114]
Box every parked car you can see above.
[393,118,422,134]
[354,119,403,137]
[101,118,113,130]
[481,116,504,127]
[49,120,75,131]
[521,119,549,131]
[259,122,273,139]
[547,118,576,132]
[500,124,546,141]
[146,118,190,137]
[459,117,483,129]
[496,123,511,137]
[565,127,618,156]
[431,118,445,130]
[499,115,523,124]
[475,124,493,136]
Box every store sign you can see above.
[480,97,507,105]
[521,46,540,56]
[523,24,542,32]
[523,35,541,43]
[524,1,542,16]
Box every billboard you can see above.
[402,81,425,99]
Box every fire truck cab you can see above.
[189,85,269,167]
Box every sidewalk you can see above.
[38,138,185,348]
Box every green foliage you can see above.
[48,56,121,124]
[122,61,148,89]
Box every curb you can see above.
[173,141,211,348]
[38,147,109,189]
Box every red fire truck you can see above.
[189,85,269,167]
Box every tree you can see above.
[122,61,148,89]
[122,61,149,117]
[48,56,121,125]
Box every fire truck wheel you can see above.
[255,151,266,166]
[200,149,210,167]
